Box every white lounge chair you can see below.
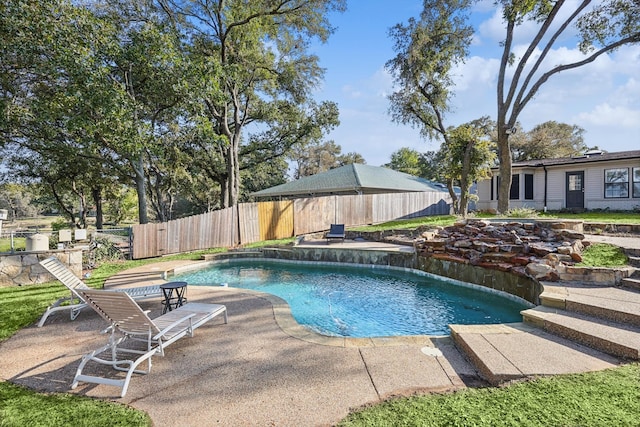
[72,289,227,397]
[37,256,162,327]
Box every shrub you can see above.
[505,207,539,218]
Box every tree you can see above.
[0,183,39,220]
[0,0,127,227]
[385,148,424,177]
[440,123,496,216]
[387,0,473,144]
[289,140,365,179]
[495,0,640,212]
[511,121,587,161]
[161,0,346,208]
[1,1,201,224]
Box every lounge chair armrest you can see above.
[152,313,196,339]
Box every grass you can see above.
[0,382,151,427]
[242,237,297,248]
[578,243,629,267]
[338,363,640,427]
[538,211,640,224]
[350,215,457,231]
[0,237,26,252]
[349,210,640,233]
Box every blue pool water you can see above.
[175,260,529,337]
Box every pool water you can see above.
[175,260,530,337]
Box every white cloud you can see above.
[576,104,640,128]
[453,55,500,91]
[341,85,363,99]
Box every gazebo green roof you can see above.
[251,164,444,198]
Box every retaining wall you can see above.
[0,250,82,287]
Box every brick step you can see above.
[539,285,640,327]
[522,306,640,360]
[621,277,640,291]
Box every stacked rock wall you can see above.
[416,219,633,285]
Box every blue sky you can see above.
[309,1,640,166]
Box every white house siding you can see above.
[576,158,640,210]
[475,179,493,210]
[477,154,640,212]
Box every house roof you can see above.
[501,149,640,169]
[251,164,444,198]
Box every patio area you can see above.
[0,249,626,426]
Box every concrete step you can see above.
[624,248,640,258]
[449,323,620,386]
[522,306,640,360]
[539,285,640,327]
[621,277,640,291]
[627,256,640,268]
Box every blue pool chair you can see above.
[326,224,346,243]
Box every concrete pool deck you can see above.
[0,240,630,426]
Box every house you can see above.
[476,149,640,212]
[251,164,447,199]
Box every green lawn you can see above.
[1,215,639,426]
[539,211,640,223]
[0,237,26,252]
[338,363,640,427]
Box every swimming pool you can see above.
[175,260,530,337]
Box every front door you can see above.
[566,171,585,210]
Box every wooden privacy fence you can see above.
[132,208,238,259]
[131,191,451,259]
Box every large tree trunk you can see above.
[92,187,103,230]
[497,130,512,214]
[224,134,241,208]
[133,155,148,224]
[446,179,459,215]
[459,141,474,217]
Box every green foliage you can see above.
[386,0,474,142]
[511,121,587,161]
[50,219,72,231]
[0,382,151,426]
[0,183,40,218]
[289,140,364,179]
[578,243,629,267]
[104,188,138,224]
[440,120,496,216]
[384,147,425,177]
[339,363,640,426]
[505,207,540,218]
[168,0,345,207]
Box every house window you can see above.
[604,168,629,198]
[524,174,534,200]
[510,174,520,200]
[496,175,520,199]
[633,167,640,198]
